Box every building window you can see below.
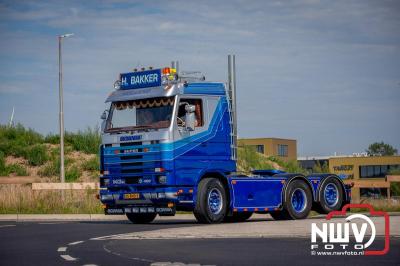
[360,188,388,198]
[359,164,400,178]
[256,145,264,154]
[278,144,288,157]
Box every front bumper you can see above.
[100,187,194,215]
[105,205,175,215]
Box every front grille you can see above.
[121,169,142,174]
[120,142,142,147]
[121,155,142,161]
[103,140,162,186]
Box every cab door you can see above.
[173,96,210,185]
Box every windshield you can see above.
[106,97,175,132]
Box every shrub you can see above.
[38,156,73,177]
[44,134,59,144]
[0,124,43,157]
[267,155,308,174]
[6,164,28,176]
[0,151,6,175]
[25,145,48,166]
[312,161,330,173]
[82,156,99,171]
[38,161,59,177]
[64,127,101,154]
[65,166,81,182]
[0,151,28,176]
[238,146,273,172]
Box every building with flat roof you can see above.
[299,155,400,201]
[329,155,400,201]
[238,138,297,162]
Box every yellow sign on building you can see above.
[329,156,400,201]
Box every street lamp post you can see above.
[58,33,73,184]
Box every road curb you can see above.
[0,213,197,222]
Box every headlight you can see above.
[100,194,113,201]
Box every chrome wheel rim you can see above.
[208,188,223,215]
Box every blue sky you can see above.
[0,0,399,156]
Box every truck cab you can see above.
[99,57,351,224]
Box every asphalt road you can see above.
[0,218,399,266]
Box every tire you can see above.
[224,212,253,223]
[279,180,312,220]
[126,213,157,224]
[317,177,344,214]
[193,178,227,224]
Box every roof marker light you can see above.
[162,67,171,75]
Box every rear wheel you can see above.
[317,177,344,214]
[224,212,253,223]
[273,180,312,220]
[126,213,157,224]
[194,178,227,224]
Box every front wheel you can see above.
[194,178,227,224]
[126,213,157,224]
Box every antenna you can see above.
[8,107,15,127]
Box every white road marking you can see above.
[60,255,77,261]
[68,240,84,245]
[57,247,67,252]
[39,222,69,225]
[151,263,213,266]
[0,225,16,228]
[82,264,98,266]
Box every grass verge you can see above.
[0,185,103,214]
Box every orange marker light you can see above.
[167,202,174,208]
[232,180,237,185]
[233,208,238,212]
[162,67,171,75]
[254,208,259,211]
[264,208,269,211]
[189,189,193,193]
[244,208,248,212]
[281,180,285,184]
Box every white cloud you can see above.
[0,0,399,155]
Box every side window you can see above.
[177,98,204,127]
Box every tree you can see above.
[366,142,398,156]
[312,161,330,173]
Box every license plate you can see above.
[124,193,140,199]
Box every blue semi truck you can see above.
[99,55,351,224]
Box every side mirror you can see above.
[184,105,196,131]
[101,111,107,120]
[100,110,108,132]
